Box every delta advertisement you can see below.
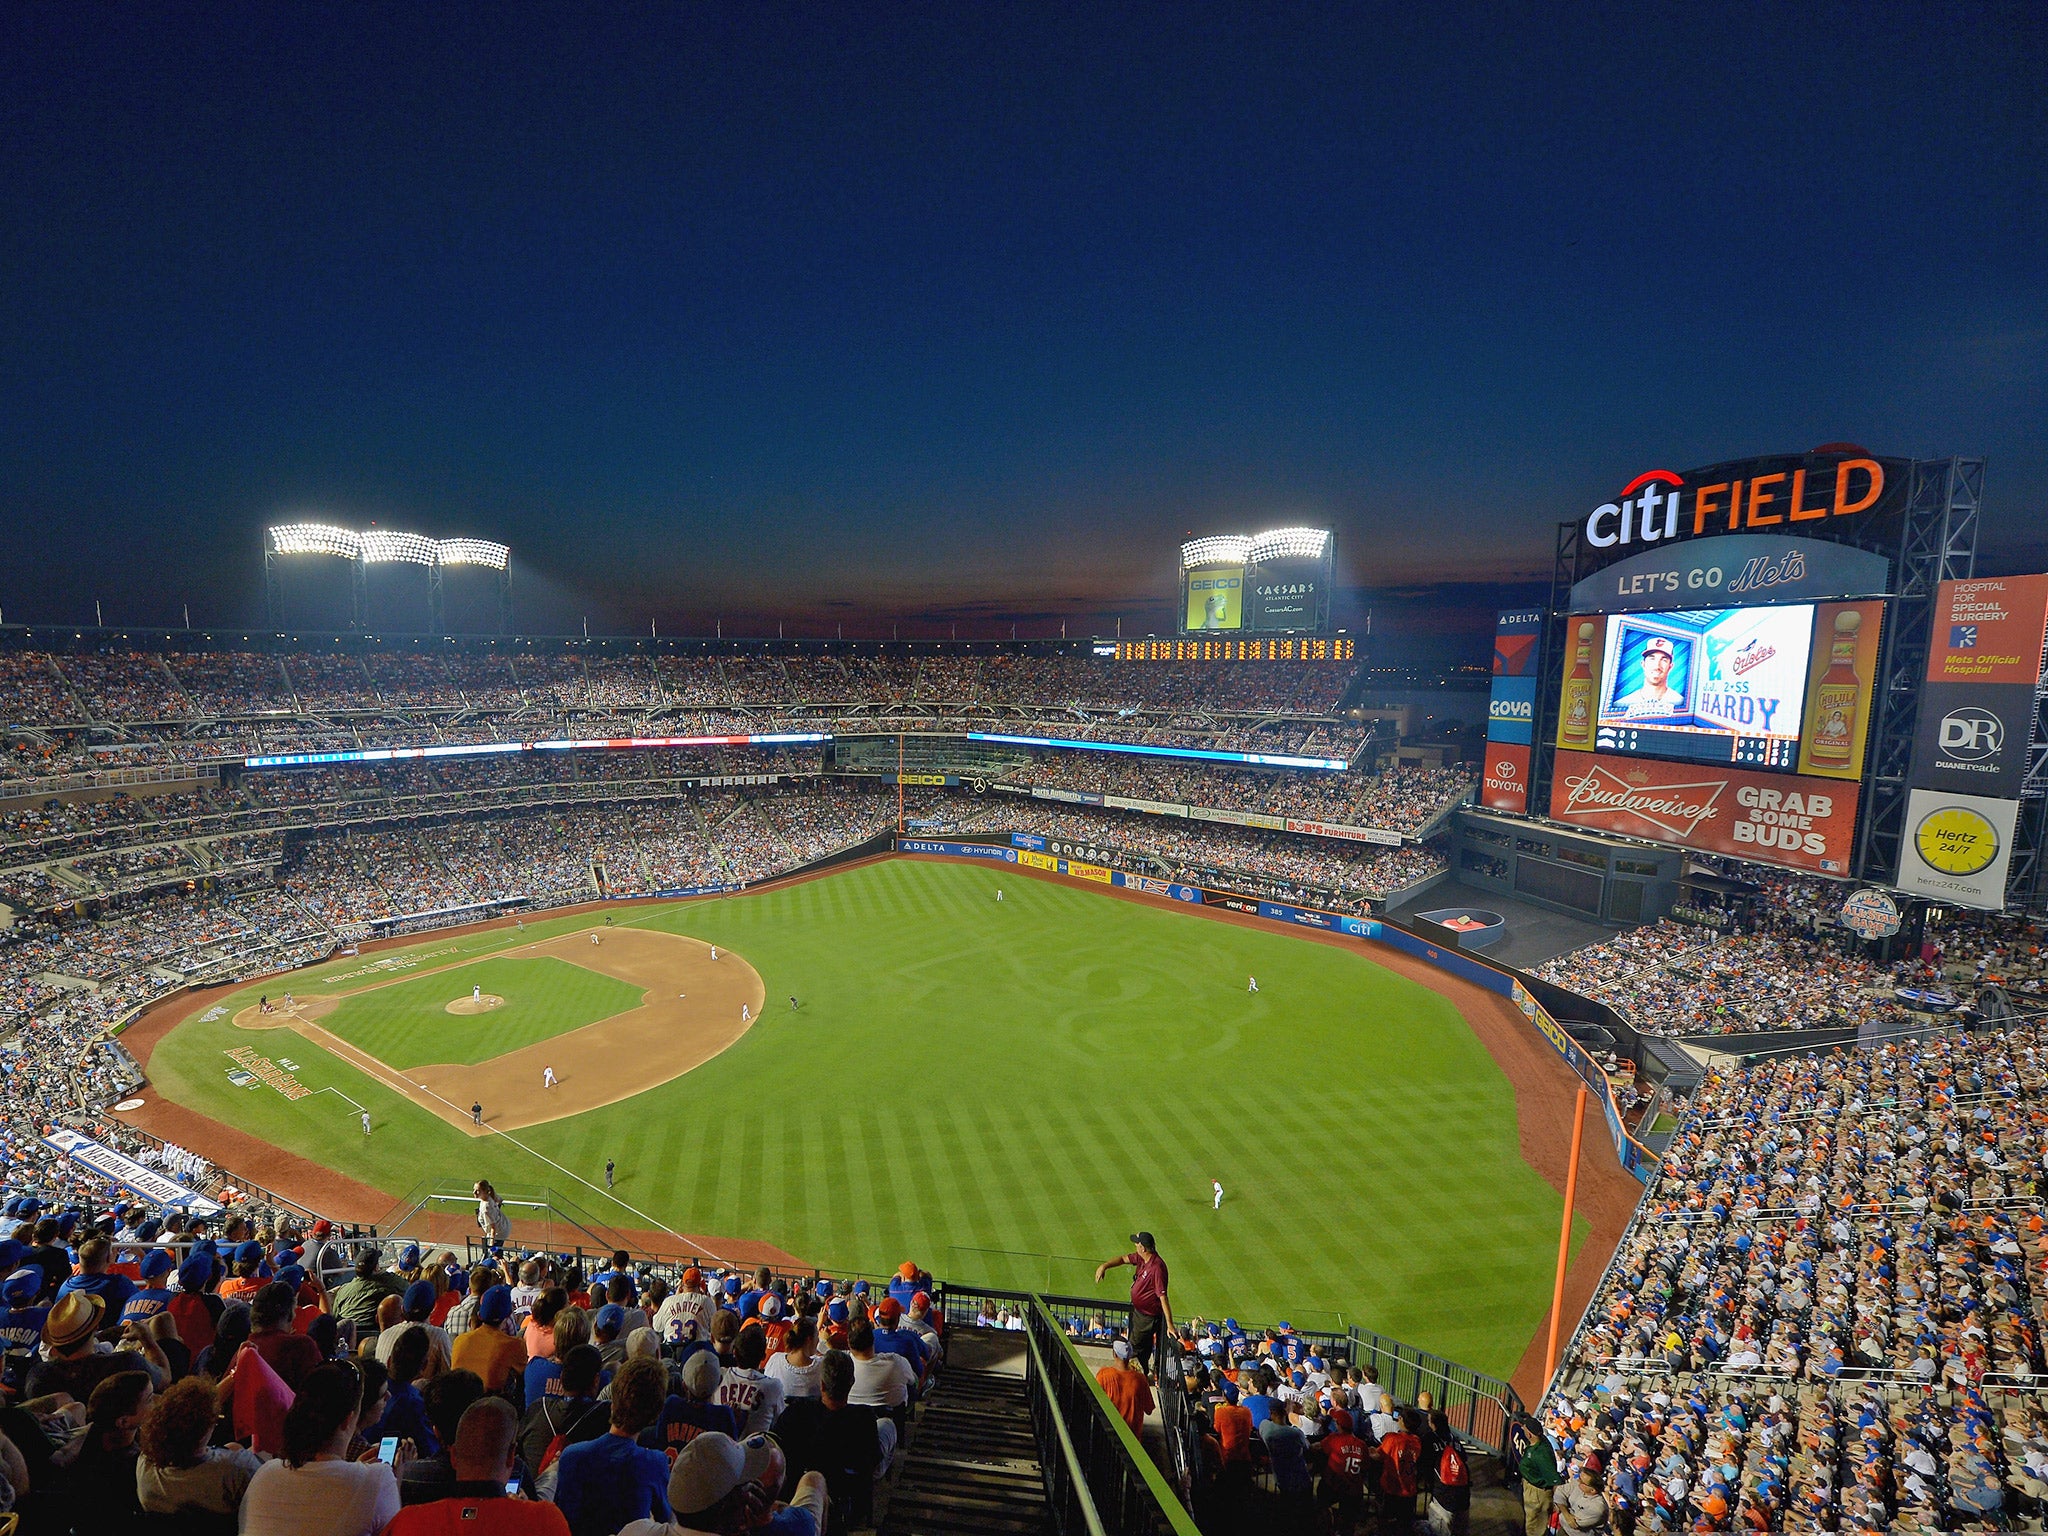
[1548,750,1862,874]
[1484,608,1544,812]
[1892,575,2048,908]
[895,839,1018,862]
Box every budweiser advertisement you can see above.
[1482,742,1531,813]
[1549,749,1861,874]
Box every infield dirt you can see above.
[228,928,763,1134]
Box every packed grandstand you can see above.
[5,636,2048,1535]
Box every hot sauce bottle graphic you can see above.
[1561,622,1596,746]
[1808,608,1863,767]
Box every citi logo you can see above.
[1585,458,1885,549]
[1939,709,2004,761]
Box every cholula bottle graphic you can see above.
[1560,622,1596,745]
[1808,609,1863,766]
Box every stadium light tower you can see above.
[264,524,512,632]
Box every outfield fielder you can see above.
[361,1111,372,1136]
[1248,976,1258,994]
[1213,1179,1224,1210]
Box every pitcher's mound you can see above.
[446,995,506,1015]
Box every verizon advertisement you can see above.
[1549,749,1861,874]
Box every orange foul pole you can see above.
[1542,1085,1588,1389]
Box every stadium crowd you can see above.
[1541,1023,2048,1535]
[0,644,1357,721]
[966,800,1449,906]
[0,1226,963,1533]
[997,754,1472,836]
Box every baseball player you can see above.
[543,1065,557,1090]
[590,931,600,947]
[1248,976,1258,994]
[361,1111,372,1136]
[709,946,718,960]
[1616,634,1687,715]
[996,888,1003,902]
[1213,1180,1224,1210]
[741,1003,750,1023]
[605,1158,616,1189]
[471,1101,483,1127]
[473,984,482,1002]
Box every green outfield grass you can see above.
[144,859,1577,1375]
[316,956,645,1069]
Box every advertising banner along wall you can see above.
[1483,609,1544,812]
[1892,575,2048,909]
[1548,750,1860,874]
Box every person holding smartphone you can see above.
[384,1396,568,1534]
[239,1362,411,1535]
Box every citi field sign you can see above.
[1580,451,1909,557]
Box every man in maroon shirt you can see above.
[1094,1231,1173,1379]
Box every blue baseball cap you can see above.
[814,1281,833,1299]
[139,1250,176,1281]
[400,1244,421,1267]
[404,1280,435,1314]
[0,1241,23,1273]
[722,1276,742,1296]
[277,1264,306,1291]
[1,1269,39,1306]
[595,1303,626,1334]
[234,1240,264,1265]
[828,1300,848,1323]
[178,1257,212,1294]
[478,1284,514,1326]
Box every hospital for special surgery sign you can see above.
[1548,750,1861,874]
[41,1128,223,1216]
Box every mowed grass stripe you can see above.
[150,858,1570,1376]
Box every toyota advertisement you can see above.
[1483,608,1543,812]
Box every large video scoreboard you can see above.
[1179,528,1335,636]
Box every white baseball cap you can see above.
[669,1431,776,1516]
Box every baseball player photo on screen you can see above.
[1594,604,1817,769]
[1599,624,1695,726]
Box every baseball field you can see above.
[125,857,1580,1377]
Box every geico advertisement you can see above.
[1549,750,1860,873]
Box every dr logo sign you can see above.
[1584,455,1893,551]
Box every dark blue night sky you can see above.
[2,4,2042,641]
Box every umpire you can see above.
[1095,1231,1173,1378]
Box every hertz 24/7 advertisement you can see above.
[1548,750,1861,874]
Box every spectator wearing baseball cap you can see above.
[0,1267,50,1391]
[653,1266,716,1347]
[385,1395,568,1535]
[642,1348,740,1466]
[377,1278,453,1379]
[885,1261,923,1315]
[621,1429,828,1536]
[1093,1231,1173,1378]
[870,1295,929,1385]
[118,1248,178,1328]
[1096,1338,1155,1433]
[451,1284,527,1393]
[217,1239,270,1305]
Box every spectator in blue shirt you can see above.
[119,1250,178,1327]
[374,1325,441,1457]
[57,1236,137,1314]
[870,1299,928,1382]
[0,1267,50,1390]
[553,1355,671,1536]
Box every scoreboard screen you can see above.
[1111,638,1353,662]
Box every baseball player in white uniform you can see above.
[1213,1180,1224,1209]
[543,1066,557,1089]
[1248,976,1259,994]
